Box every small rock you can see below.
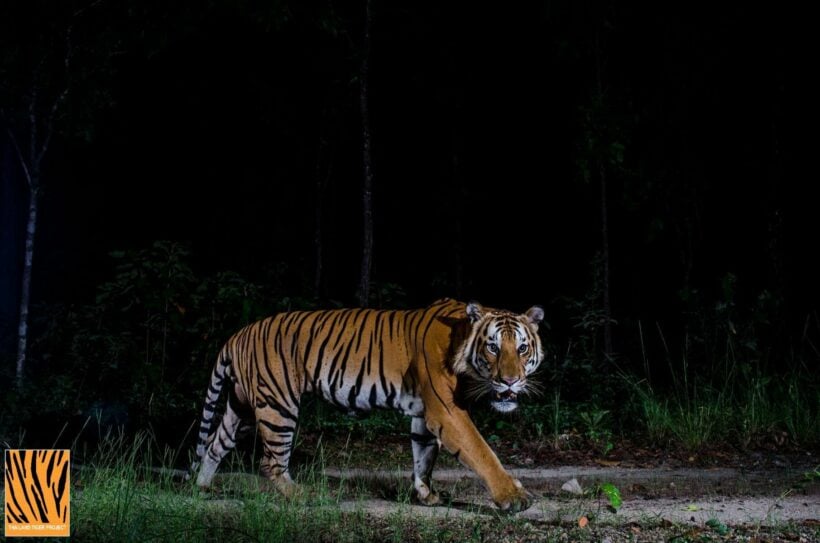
[561,477,583,495]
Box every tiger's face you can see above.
[454,301,545,413]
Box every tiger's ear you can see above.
[524,305,545,331]
[466,301,485,324]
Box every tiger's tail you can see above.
[187,346,232,481]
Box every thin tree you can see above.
[357,0,374,307]
[4,53,70,390]
[2,2,100,388]
[450,102,465,300]
[313,91,337,301]
[577,21,619,362]
[594,31,613,358]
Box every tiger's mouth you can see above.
[490,390,518,413]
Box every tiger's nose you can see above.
[501,377,519,386]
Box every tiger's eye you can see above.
[487,343,498,355]
[518,344,528,354]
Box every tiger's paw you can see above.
[260,471,301,498]
[493,479,532,513]
[413,482,448,506]
[414,489,441,506]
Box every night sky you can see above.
[2,1,818,352]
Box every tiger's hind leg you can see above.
[196,397,244,487]
[410,416,442,505]
[256,405,300,497]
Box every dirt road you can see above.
[323,465,820,525]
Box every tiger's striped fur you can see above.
[190,298,544,511]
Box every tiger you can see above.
[189,298,545,511]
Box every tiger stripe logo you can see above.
[4,449,70,537]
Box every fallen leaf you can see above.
[578,516,588,528]
[686,504,699,511]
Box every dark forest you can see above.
[1,1,818,455]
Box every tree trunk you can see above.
[451,147,464,300]
[313,112,333,301]
[357,0,374,307]
[599,162,612,358]
[16,182,37,389]
[313,160,325,302]
[6,122,42,390]
[7,9,75,389]
[594,31,613,360]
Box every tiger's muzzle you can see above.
[490,379,524,413]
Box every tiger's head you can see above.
[453,301,545,413]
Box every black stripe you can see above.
[386,382,397,407]
[7,458,29,523]
[45,450,58,489]
[8,506,25,523]
[259,419,295,434]
[260,392,298,421]
[420,304,453,415]
[388,311,396,340]
[354,310,370,350]
[258,326,293,409]
[218,434,234,450]
[264,439,293,448]
[348,358,367,408]
[288,311,312,363]
[377,337,388,399]
[410,432,436,444]
[331,309,356,350]
[302,311,336,381]
[14,450,26,480]
[29,480,48,523]
[312,313,339,385]
[369,383,378,407]
[328,328,356,394]
[55,453,69,519]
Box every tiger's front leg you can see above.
[410,416,441,505]
[426,407,530,512]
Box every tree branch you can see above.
[4,123,34,191]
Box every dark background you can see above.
[1,1,818,436]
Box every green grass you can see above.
[4,429,818,542]
[624,322,820,451]
[68,432,388,542]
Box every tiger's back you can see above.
[228,300,459,417]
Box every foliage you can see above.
[2,240,818,457]
[598,482,621,510]
[0,241,317,446]
[467,269,819,453]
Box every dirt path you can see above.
[322,466,820,526]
